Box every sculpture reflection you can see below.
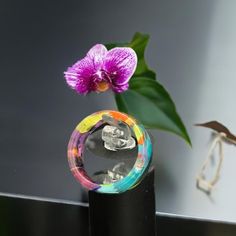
[84,115,137,184]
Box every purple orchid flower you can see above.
[64,44,137,94]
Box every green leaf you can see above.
[115,77,191,145]
[128,32,156,79]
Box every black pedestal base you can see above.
[88,168,156,236]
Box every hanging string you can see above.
[196,132,226,194]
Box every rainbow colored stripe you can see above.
[67,110,152,193]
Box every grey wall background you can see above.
[1,0,236,222]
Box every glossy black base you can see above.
[89,168,156,236]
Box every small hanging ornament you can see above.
[196,121,236,194]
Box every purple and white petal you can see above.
[64,57,95,94]
[103,47,137,86]
[112,82,129,93]
[87,44,108,70]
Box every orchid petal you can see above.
[64,57,95,94]
[112,83,129,93]
[87,44,108,70]
[103,47,137,86]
